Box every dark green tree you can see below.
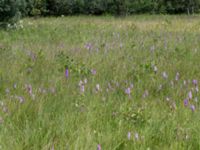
[0,0,22,27]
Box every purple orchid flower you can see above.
[65,68,69,78]
[184,99,189,107]
[190,105,195,112]
[97,144,101,150]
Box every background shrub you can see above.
[1,0,200,27]
[44,0,200,16]
[0,0,22,27]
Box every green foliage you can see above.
[29,0,47,16]
[21,0,47,16]
[2,0,200,24]
[46,0,85,15]
[0,0,22,27]
[0,0,47,27]
[43,0,200,15]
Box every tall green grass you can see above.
[0,15,200,149]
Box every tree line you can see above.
[1,0,200,26]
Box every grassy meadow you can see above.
[1,15,200,149]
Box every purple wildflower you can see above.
[26,84,33,95]
[188,91,192,100]
[125,87,131,96]
[65,69,69,78]
[85,43,92,50]
[190,105,195,112]
[25,84,35,100]
[193,80,198,86]
[184,99,189,107]
[97,144,101,150]
[91,69,96,75]
[51,145,54,150]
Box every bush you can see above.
[27,0,47,16]
[0,0,28,28]
[45,0,200,16]
[46,0,85,16]
[1,0,200,26]
[0,0,20,27]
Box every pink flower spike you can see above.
[184,99,189,107]
[188,91,192,100]
[190,105,195,112]
[125,87,131,96]
[26,84,33,95]
[193,80,198,86]
[65,69,69,78]
[97,144,101,150]
[91,69,97,75]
